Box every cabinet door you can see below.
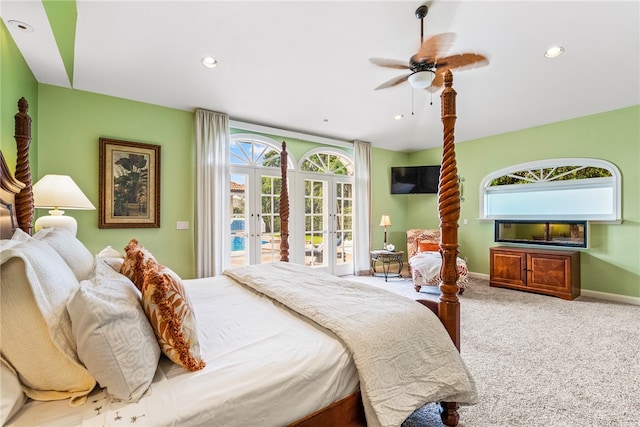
[527,253,571,292]
[491,250,527,287]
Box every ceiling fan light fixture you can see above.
[408,70,435,89]
[544,46,564,58]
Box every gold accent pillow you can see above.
[141,259,205,371]
[120,239,205,371]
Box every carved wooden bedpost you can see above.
[14,97,34,234]
[438,70,461,427]
[279,142,290,262]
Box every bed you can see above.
[0,71,474,427]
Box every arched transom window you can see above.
[480,158,621,223]
[230,134,295,169]
[299,149,354,176]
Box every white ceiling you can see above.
[3,1,639,152]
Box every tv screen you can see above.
[390,166,440,194]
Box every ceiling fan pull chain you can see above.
[411,88,415,116]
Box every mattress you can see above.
[6,275,359,427]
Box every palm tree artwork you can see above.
[113,152,149,217]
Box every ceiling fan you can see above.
[370,4,488,92]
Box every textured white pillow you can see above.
[67,257,161,401]
[35,228,95,281]
[0,238,96,403]
[97,245,125,272]
[1,359,26,425]
[12,228,95,281]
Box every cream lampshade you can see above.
[379,214,392,247]
[33,175,95,236]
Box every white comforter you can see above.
[225,262,478,427]
[6,275,359,427]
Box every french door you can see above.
[303,174,353,276]
[230,167,283,266]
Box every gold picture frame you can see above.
[99,138,160,228]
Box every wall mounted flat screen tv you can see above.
[391,166,440,194]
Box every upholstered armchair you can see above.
[406,228,469,293]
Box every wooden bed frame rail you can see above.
[4,71,462,426]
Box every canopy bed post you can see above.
[280,141,290,262]
[437,70,461,426]
[438,70,461,349]
[13,97,34,234]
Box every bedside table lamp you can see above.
[379,214,392,248]
[33,174,95,236]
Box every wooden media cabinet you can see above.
[489,246,580,300]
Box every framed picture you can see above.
[99,138,160,228]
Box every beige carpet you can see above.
[347,274,640,427]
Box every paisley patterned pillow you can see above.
[141,259,205,371]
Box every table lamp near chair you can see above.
[32,174,95,236]
[379,214,394,251]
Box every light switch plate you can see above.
[176,221,189,230]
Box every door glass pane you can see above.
[260,174,281,263]
[230,173,248,267]
[305,179,326,267]
[336,182,353,266]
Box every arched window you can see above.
[299,149,354,176]
[230,134,295,169]
[480,158,621,223]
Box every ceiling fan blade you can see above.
[437,53,489,70]
[425,53,489,92]
[374,73,412,90]
[369,58,410,70]
[411,32,456,63]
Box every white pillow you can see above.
[97,245,125,272]
[1,359,26,425]
[0,238,96,403]
[12,228,95,281]
[67,257,161,401]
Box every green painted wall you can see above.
[37,85,196,278]
[370,147,410,252]
[402,106,640,297]
[1,20,38,173]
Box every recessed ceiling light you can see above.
[544,46,564,58]
[8,20,33,32]
[394,114,404,121]
[201,57,218,68]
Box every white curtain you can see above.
[353,140,371,275]
[195,109,230,277]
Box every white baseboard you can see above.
[468,272,490,281]
[580,289,640,306]
[468,271,640,306]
